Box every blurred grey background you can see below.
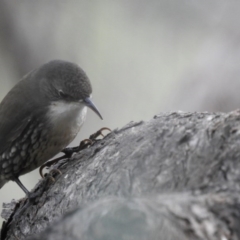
[1,0,240,223]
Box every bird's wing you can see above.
[0,75,43,155]
[0,95,33,155]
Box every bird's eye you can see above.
[58,90,68,98]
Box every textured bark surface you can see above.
[2,111,240,239]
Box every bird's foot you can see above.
[63,127,111,154]
[39,127,111,178]
[89,127,111,141]
[39,155,65,178]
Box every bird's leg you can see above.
[14,177,30,196]
[13,176,49,203]
[39,128,111,178]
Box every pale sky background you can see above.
[1,0,240,223]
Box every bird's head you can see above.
[35,60,102,120]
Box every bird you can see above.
[0,60,102,197]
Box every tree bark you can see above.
[2,111,240,240]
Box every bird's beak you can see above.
[83,97,103,120]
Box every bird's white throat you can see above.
[47,101,87,137]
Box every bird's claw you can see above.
[89,127,111,140]
[39,155,66,178]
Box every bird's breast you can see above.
[47,101,87,142]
